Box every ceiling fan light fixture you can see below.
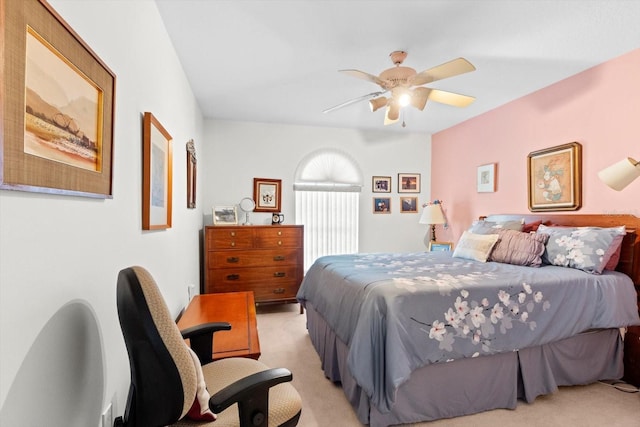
[387,103,400,121]
[369,96,388,112]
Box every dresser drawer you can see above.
[209,265,299,285]
[207,228,254,250]
[208,282,299,302]
[255,227,302,248]
[208,248,300,268]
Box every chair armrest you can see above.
[180,322,231,364]
[209,368,293,427]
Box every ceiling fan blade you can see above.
[323,90,388,113]
[339,69,385,86]
[410,57,476,86]
[428,89,475,107]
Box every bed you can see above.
[296,214,640,427]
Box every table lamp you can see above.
[419,200,447,241]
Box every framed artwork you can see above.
[253,178,281,212]
[527,142,582,212]
[477,163,496,193]
[428,241,453,252]
[400,196,418,213]
[373,197,391,214]
[398,173,421,193]
[142,112,173,230]
[372,176,391,193]
[186,139,196,209]
[1,0,116,198]
[213,206,238,225]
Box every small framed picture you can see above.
[477,163,496,193]
[213,206,238,225]
[428,241,453,252]
[400,196,418,213]
[253,178,282,212]
[373,197,391,214]
[372,176,391,193]
[398,173,421,193]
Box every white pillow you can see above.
[452,231,500,262]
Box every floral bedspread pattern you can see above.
[297,251,640,413]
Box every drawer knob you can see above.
[230,231,236,237]
[277,231,282,236]
[227,257,240,263]
[273,287,286,294]
[278,240,282,246]
[230,242,236,247]
[226,274,240,280]
[273,272,286,278]
[273,255,285,262]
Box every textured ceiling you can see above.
[156,0,640,134]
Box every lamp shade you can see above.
[598,157,640,191]
[419,204,446,225]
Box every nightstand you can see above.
[623,325,640,387]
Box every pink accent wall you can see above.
[432,48,640,243]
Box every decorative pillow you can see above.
[604,234,625,270]
[186,347,217,421]
[537,225,626,274]
[522,220,543,233]
[489,229,549,267]
[468,220,523,234]
[452,231,500,262]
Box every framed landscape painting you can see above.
[1,0,116,198]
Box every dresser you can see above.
[203,225,304,307]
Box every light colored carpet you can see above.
[255,303,640,427]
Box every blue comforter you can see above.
[297,251,640,412]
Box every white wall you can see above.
[0,1,204,425]
[202,120,433,254]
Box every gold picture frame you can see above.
[186,139,196,209]
[400,196,418,213]
[253,178,281,212]
[427,241,453,252]
[398,173,421,193]
[142,112,173,230]
[372,176,391,193]
[1,0,116,198]
[373,197,391,214]
[527,142,582,212]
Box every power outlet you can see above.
[101,402,113,427]
[188,283,196,301]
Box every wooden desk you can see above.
[177,291,260,361]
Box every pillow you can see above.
[522,220,543,233]
[489,229,550,267]
[537,225,626,274]
[452,231,500,262]
[186,347,217,421]
[604,234,625,270]
[468,220,523,234]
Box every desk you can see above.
[177,291,260,361]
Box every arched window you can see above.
[294,149,363,271]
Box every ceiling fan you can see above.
[324,51,476,125]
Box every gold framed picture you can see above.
[400,196,418,213]
[527,142,582,212]
[427,241,453,252]
[398,173,421,193]
[142,112,173,230]
[373,197,391,213]
[372,176,391,193]
[1,0,116,198]
[186,139,196,209]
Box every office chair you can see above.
[114,266,302,427]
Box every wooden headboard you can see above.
[483,214,640,290]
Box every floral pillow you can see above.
[537,225,626,274]
[468,219,523,234]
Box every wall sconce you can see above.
[598,157,640,191]
[419,200,447,241]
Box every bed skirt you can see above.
[304,303,624,427]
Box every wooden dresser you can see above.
[203,225,304,306]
